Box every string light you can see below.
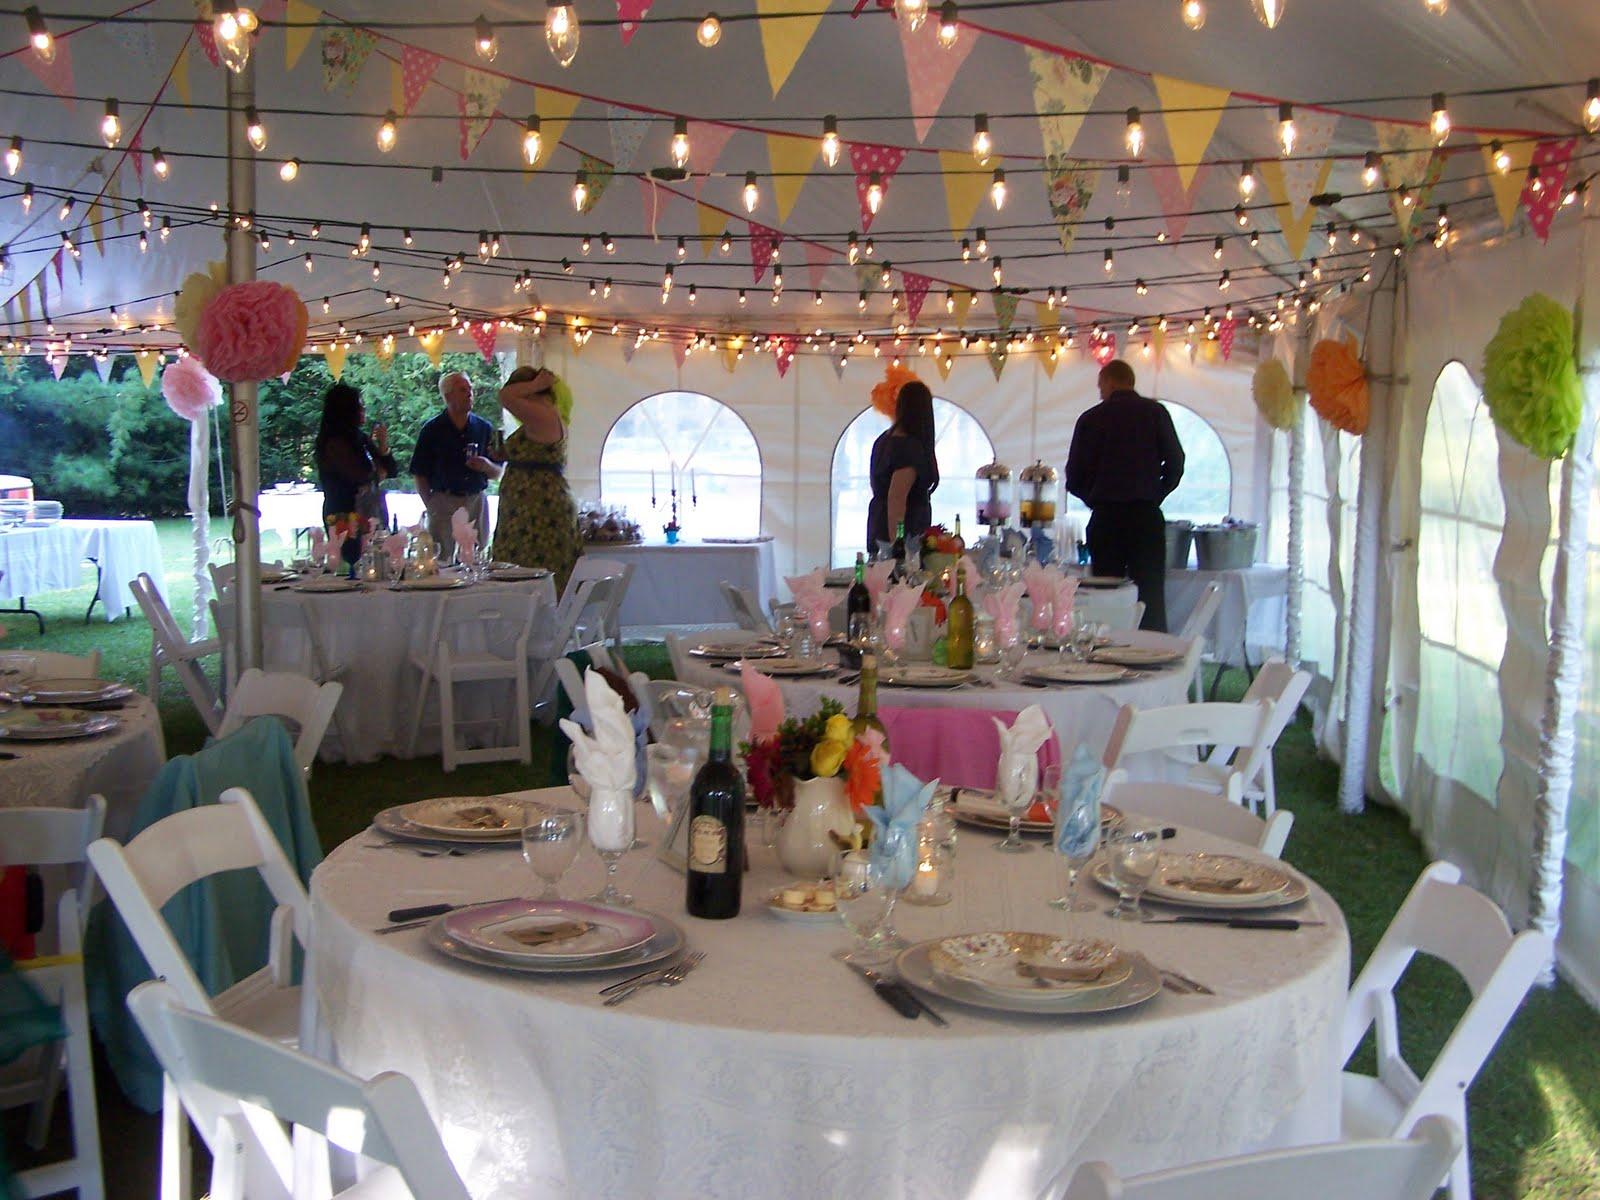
[245,106,267,152]
[815,290,825,307]
[671,117,691,169]
[974,227,987,257]
[1135,278,1148,295]
[603,232,616,253]
[546,2,580,68]
[990,168,1007,210]
[661,263,673,301]
[259,230,271,251]
[1116,165,1131,202]
[937,1,959,47]
[1046,287,1058,309]
[602,278,613,298]
[1125,107,1145,158]
[473,14,498,61]
[151,148,169,180]
[160,217,170,241]
[24,6,53,63]
[821,115,841,168]
[377,109,398,153]
[214,5,257,73]
[310,221,321,238]
[1424,0,1447,13]
[1218,269,1231,290]
[992,258,1003,285]
[138,231,147,253]
[719,230,733,256]
[1360,151,1381,188]
[1436,204,1449,230]
[866,170,889,215]
[1277,103,1296,156]
[19,183,31,214]
[1429,92,1450,145]
[1585,79,1600,135]
[304,252,314,273]
[57,196,73,222]
[1180,0,1205,30]
[880,262,894,287]
[895,0,929,33]
[865,236,876,257]
[688,285,697,305]
[972,114,992,165]
[573,169,590,212]
[960,238,971,261]
[321,297,331,314]
[1238,160,1257,199]
[1252,0,1287,29]
[743,170,760,213]
[357,223,371,253]
[3,138,19,176]
[279,156,301,181]
[696,12,722,46]
[1235,204,1249,227]
[1103,248,1115,274]
[101,99,122,148]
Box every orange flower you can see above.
[843,738,883,815]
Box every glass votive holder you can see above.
[902,811,954,906]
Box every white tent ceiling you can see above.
[0,0,1596,357]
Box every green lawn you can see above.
[4,517,1597,1199]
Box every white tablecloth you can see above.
[309,792,1348,1199]
[0,695,166,840]
[1166,566,1289,669]
[588,539,778,629]
[244,576,555,763]
[258,490,501,542]
[0,519,164,620]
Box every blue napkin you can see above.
[865,763,938,890]
[1055,743,1104,857]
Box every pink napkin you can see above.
[383,531,409,569]
[865,559,895,609]
[739,660,786,741]
[882,582,923,653]
[957,554,984,599]
[1051,578,1080,639]
[451,506,477,563]
[309,528,326,564]
[1024,564,1061,631]
[785,569,832,640]
[983,582,1026,646]
[325,528,347,569]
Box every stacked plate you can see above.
[898,931,1160,1014]
[943,786,1123,836]
[1093,851,1308,909]
[0,677,134,706]
[391,576,466,591]
[258,566,297,584]
[0,706,120,741]
[1090,646,1185,668]
[721,656,836,677]
[484,564,550,581]
[690,637,786,661]
[1023,661,1129,685]
[880,665,974,689]
[373,796,528,845]
[293,577,364,593]
[428,900,686,976]
[1075,575,1130,589]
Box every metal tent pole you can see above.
[1284,325,1311,667]
[225,62,263,671]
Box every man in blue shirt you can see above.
[410,371,503,561]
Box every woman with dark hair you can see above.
[866,379,940,551]
[314,381,397,528]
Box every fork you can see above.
[603,952,704,1007]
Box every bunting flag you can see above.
[987,345,1007,381]
[1033,301,1054,331]
[903,272,931,324]
[830,352,848,381]
[324,343,349,380]
[756,0,826,96]
[993,290,1018,332]
[576,153,614,211]
[285,0,320,69]
[952,289,976,327]
[898,9,977,142]
[767,134,817,224]
[52,249,63,291]
[850,143,905,233]
[697,201,725,256]
[459,69,509,159]
[1026,49,1108,157]
[805,242,835,291]
[129,133,144,187]
[321,28,376,94]
[1375,120,1434,236]
[1151,325,1167,359]
[774,336,797,378]
[939,150,994,242]
[72,253,83,284]
[1480,136,1535,231]
[854,263,879,294]
[524,87,581,171]
[417,329,445,365]
[195,18,220,67]
[1042,156,1098,253]
[35,276,47,314]
[135,350,159,387]
[1281,109,1341,213]
[389,59,405,115]
[471,322,499,362]
[609,106,650,174]
[1039,338,1060,378]
[748,222,783,284]
[49,353,67,381]
[721,342,740,373]
[400,46,440,114]
[1151,75,1230,192]
[1260,156,1330,260]
[617,0,654,44]
[173,44,191,105]
[17,289,31,332]
[23,34,74,107]
[672,339,689,368]
[689,122,738,194]
[1147,161,1210,244]
[1218,316,1237,360]
[88,199,106,253]
[1090,331,1117,366]
[619,336,637,364]
[1522,138,1577,242]
[935,351,954,381]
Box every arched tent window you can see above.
[599,391,762,539]
[1159,401,1232,522]
[830,398,995,565]
[1414,361,1506,802]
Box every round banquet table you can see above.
[243,575,558,763]
[0,695,166,840]
[308,787,1348,1200]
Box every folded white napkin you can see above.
[451,506,477,562]
[993,705,1051,801]
[558,669,637,851]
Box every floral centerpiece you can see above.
[326,513,368,574]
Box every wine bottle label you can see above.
[689,815,728,874]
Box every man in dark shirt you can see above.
[1065,359,1185,632]
[409,370,503,560]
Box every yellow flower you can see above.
[824,714,854,744]
[811,738,847,778]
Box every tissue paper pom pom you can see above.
[160,356,222,422]
[173,260,228,348]
[1252,358,1299,430]
[550,374,575,425]
[193,281,309,383]
[870,362,921,419]
[1307,336,1369,435]
[1483,293,1582,460]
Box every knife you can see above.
[1144,916,1322,930]
[843,959,925,1020]
[380,896,521,926]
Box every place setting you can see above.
[722,655,839,678]
[689,635,787,661]
[0,676,137,709]
[0,705,122,742]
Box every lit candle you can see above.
[910,859,940,898]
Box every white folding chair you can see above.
[207,560,237,601]
[1177,581,1224,702]
[663,632,693,681]
[409,591,541,771]
[559,557,633,648]
[524,579,596,725]
[0,649,102,679]
[719,581,772,633]
[131,571,223,733]
[1340,862,1553,1200]
[129,981,471,1200]
[217,669,343,777]
[1056,1114,1461,1200]
[1187,658,1311,817]
[1101,772,1293,858]
[1101,700,1274,803]
[0,797,106,1200]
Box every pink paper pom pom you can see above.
[160,355,222,422]
[193,280,308,383]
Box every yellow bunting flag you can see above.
[697,201,724,257]
[1039,338,1059,379]
[87,197,105,253]
[1480,136,1535,231]
[1026,49,1109,158]
[1260,157,1329,260]
[324,343,349,380]
[766,133,816,224]
[1152,75,1230,192]
[756,0,825,96]
[721,342,740,373]
[285,0,320,70]
[417,330,445,365]
[935,351,954,381]
[522,87,580,174]
[1375,120,1433,236]
[939,150,993,243]
[952,290,976,328]
[173,45,191,106]
[1152,325,1167,358]
[135,350,159,387]
[390,60,405,118]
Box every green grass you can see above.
[5,518,1598,1199]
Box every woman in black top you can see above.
[866,380,940,551]
[314,382,398,527]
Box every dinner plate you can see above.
[1024,661,1129,685]
[391,577,467,591]
[880,665,975,688]
[1144,852,1292,907]
[690,638,785,660]
[258,567,297,584]
[0,707,120,741]
[897,939,1160,1016]
[722,657,837,677]
[929,932,1133,998]
[1090,857,1309,910]
[292,578,364,593]
[1091,647,1185,668]
[372,803,524,845]
[399,796,527,839]
[442,899,658,963]
[427,911,685,976]
[484,566,551,581]
[1,677,134,705]
[944,788,1123,835]
[1075,575,1130,589]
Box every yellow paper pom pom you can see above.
[173,260,228,349]
[1307,336,1369,435]
[1252,359,1299,431]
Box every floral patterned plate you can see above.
[929,932,1132,997]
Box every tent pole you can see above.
[1285,325,1310,667]
[225,62,263,671]
[1528,200,1599,974]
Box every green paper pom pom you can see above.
[549,375,575,425]
[1482,293,1582,460]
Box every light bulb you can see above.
[304,252,314,273]
[974,227,987,257]
[149,147,169,181]
[279,157,300,182]
[688,285,697,305]
[1125,107,1144,158]
[1213,236,1224,260]
[358,223,371,252]
[676,235,688,259]
[1528,164,1543,195]
[377,110,398,153]
[24,6,53,64]
[1235,204,1249,227]
[518,115,542,167]
[880,262,893,287]
[815,290,824,307]
[1218,269,1231,290]
[743,170,760,213]
[1585,80,1600,134]
[573,169,590,212]
[603,232,616,253]
[1424,0,1447,13]
[866,171,884,215]
[1103,248,1114,273]
[4,137,19,176]
[1252,0,1286,28]
[215,5,255,73]
[138,231,148,253]
[1362,151,1381,188]
[990,168,1006,210]
[1429,93,1450,145]
[57,196,73,221]
[1277,103,1295,156]
[991,257,1003,286]
[669,117,691,170]
[697,11,722,46]
[1239,160,1256,198]
[1180,0,1205,29]
[720,230,732,255]
[603,278,613,298]
[1116,164,1131,201]
[101,98,122,148]
[160,216,170,241]
[1135,278,1148,295]
[19,183,31,213]
[1490,140,1510,174]
[473,14,498,62]
[972,113,991,165]
[959,238,971,261]
[865,236,876,257]
[1436,205,1449,230]
[937,0,959,46]
[895,0,929,32]
[821,115,841,167]
[546,2,580,68]
[245,106,267,152]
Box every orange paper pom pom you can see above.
[870,362,921,420]
[1306,336,1369,435]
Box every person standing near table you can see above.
[410,370,502,560]
[1065,359,1184,632]
[866,379,940,554]
[315,382,397,528]
[491,365,583,591]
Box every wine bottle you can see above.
[890,521,907,581]
[850,652,890,746]
[947,564,975,670]
[845,551,871,644]
[686,687,746,919]
[951,514,966,556]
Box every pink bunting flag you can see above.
[400,46,441,114]
[23,35,73,107]
[1521,138,1577,243]
[129,132,143,185]
[616,0,654,44]
[897,6,977,142]
[690,122,738,195]
[748,222,783,284]
[1218,316,1237,361]
[470,321,499,362]
[849,142,906,233]
[774,336,797,378]
[805,242,834,291]
[195,19,220,67]
[1147,161,1210,245]
[903,272,931,324]
[1090,331,1117,365]
[672,340,689,368]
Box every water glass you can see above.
[832,850,896,966]
[1048,792,1102,914]
[1070,611,1098,662]
[1105,822,1161,921]
[995,755,1041,853]
[521,804,582,900]
[646,743,697,821]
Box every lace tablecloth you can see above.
[1166,566,1289,669]
[0,696,165,839]
[309,791,1348,1199]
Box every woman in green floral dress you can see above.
[491,367,583,591]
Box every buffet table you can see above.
[0,519,164,624]
[1165,565,1289,672]
[309,791,1348,1199]
[591,538,778,629]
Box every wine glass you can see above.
[831,850,896,967]
[587,787,636,907]
[521,804,582,900]
[1070,610,1098,662]
[1105,821,1161,921]
[995,754,1039,853]
[1047,786,1102,914]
